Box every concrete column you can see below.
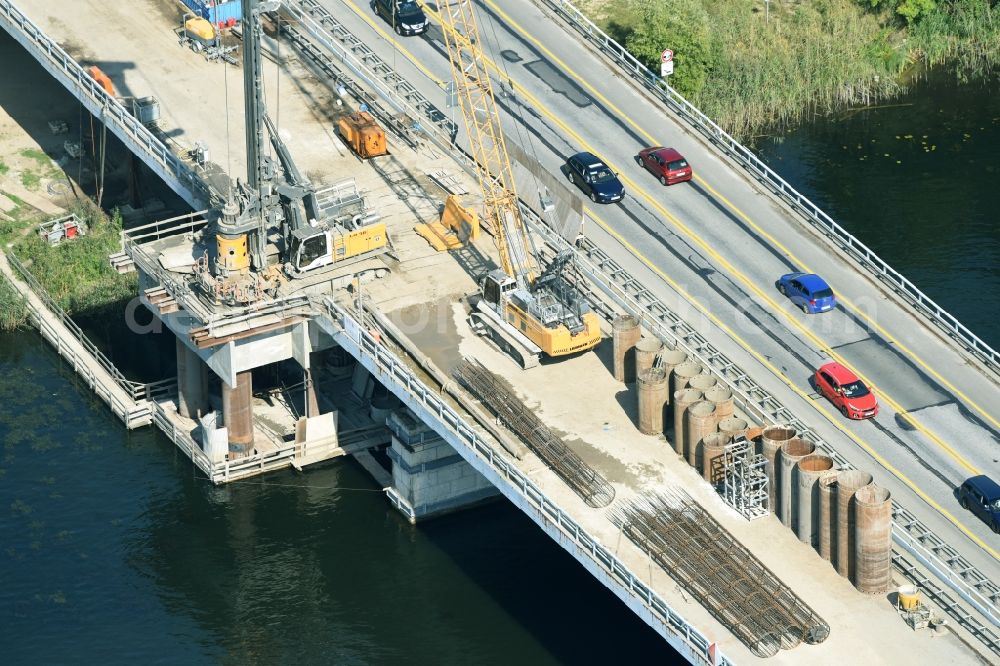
[176,338,208,419]
[304,368,320,418]
[387,409,499,522]
[304,351,320,418]
[223,370,254,457]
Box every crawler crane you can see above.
[437,1,601,368]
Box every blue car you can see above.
[776,272,836,313]
[565,152,625,204]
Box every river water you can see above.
[2,71,998,663]
[753,69,1000,349]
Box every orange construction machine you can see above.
[338,111,387,159]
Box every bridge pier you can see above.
[176,337,209,419]
[223,370,255,457]
[386,408,499,523]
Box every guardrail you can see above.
[524,209,1000,651]
[320,298,732,666]
[1,253,155,428]
[282,0,457,150]
[0,0,214,210]
[537,0,1000,378]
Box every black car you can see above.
[564,152,625,204]
[959,475,1000,533]
[372,0,428,36]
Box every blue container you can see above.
[181,0,242,25]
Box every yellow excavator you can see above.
[436,1,601,368]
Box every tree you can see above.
[623,0,717,98]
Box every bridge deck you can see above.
[2,0,995,663]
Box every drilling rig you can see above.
[196,0,388,306]
[436,1,601,368]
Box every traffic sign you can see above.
[661,49,674,63]
[661,60,674,77]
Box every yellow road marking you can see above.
[486,0,1000,433]
[584,205,1000,562]
[424,0,992,475]
[342,0,994,555]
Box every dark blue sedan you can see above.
[565,152,625,204]
[776,272,836,314]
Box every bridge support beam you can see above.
[223,370,254,457]
[386,408,499,523]
[176,337,209,419]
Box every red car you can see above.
[636,146,692,185]
[814,362,879,419]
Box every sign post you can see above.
[660,49,674,77]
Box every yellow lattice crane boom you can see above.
[437,0,536,282]
[435,0,601,368]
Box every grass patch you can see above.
[11,201,137,315]
[0,161,9,176]
[19,148,50,165]
[20,170,40,191]
[591,0,1000,139]
[0,273,29,331]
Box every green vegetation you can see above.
[10,201,137,315]
[19,148,50,165]
[0,161,9,176]
[0,273,29,330]
[20,170,40,191]
[595,0,1000,138]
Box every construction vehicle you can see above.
[194,0,387,305]
[338,111,388,159]
[177,13,238,64]
[436,1,600,368]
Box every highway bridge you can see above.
[2,0,998,663]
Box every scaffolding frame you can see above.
[722,435,769,521]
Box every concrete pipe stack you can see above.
[779,438,816,529]
[718,417,748,442]
[612,315,641,382]
[637,367,669,435]
[818,471,839,563]
[672,389,703,456]
[704,386,734,426]
[687,373,717,393]
[634,338,664,378]
[853,485,893,594]
[671,361,703,394]
[835,470,873,580]
[701,432,732,483]
[796,455,834,546]
[761,426,796,517]
[685,400,717,469]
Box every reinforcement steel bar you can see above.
[525,210,1000,646]
[321,300,732,665]
[452,358,614,508]
[612,489,829,658]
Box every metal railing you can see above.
[1,253,153,428]
[536,0,1000,377]
[0,0,214,210]
[322,298,732,666]
[524,209,1000,651]
[282,0,457,150]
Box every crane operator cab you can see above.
[286,216,388,275]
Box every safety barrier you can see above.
[320,298,733,666]
[537,0,1000,378]
[0,0,214,208]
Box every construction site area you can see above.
[1,0,998,664]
